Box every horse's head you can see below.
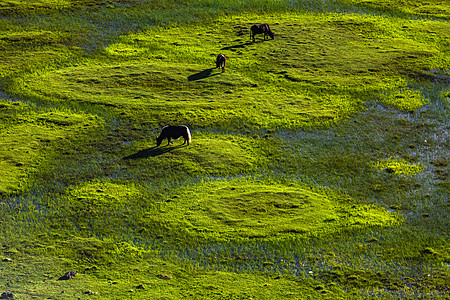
[268,31,274,39]
[156,136,162,146]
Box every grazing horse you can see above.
[216,53,226,72]
[250,24,274,41]
[156,125,191,146]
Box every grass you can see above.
[134,179,399,242]
[374,158,424,176]
[0,98,104,196]
[9,12,449,130]
[0,0,449,299]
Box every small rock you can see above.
[59,271,77,280]
[136,284,145,289]
[0,292,14,299]
[157,274,171,279]
[2,258,11,262]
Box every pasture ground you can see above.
[0,0,449,299]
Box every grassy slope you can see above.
[0,0,449,299]
[10,12,449,128]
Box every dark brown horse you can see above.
[156,125,191,146]
[216,53,226,72]
[250,24,274,41]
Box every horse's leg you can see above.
[167,137,171,145]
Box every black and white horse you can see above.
[156,125,191,146]
[250,24,274,41]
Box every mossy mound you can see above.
[379,88,427,112]
[63,181,142,212]
[140,179,399,241]
[374,158,424,176]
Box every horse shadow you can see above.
[188,68,220,81]
[123,145,186,160]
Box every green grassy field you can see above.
[0,0,449,299]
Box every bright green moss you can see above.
[64,181,142,212]
[379,88,427,111]
[374,158,424,176]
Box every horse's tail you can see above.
[186,126,192,145]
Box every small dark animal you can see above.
[58,270,77,280]
[64,271,77,279]
[156,125,191,146]
[250,24,274,41]
[0,292,14,299]
[215,53,226,72]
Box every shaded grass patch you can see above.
[0,99,104,197]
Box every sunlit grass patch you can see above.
[140,179,399,241]
[22,61,255,102]
[123,132,263,176]
[64,180,142,212]
[374,158,424,176]
[379,88,427,111]
[104,43,145,57]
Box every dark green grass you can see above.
[0,0,449,299]
[0,98,104,196]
